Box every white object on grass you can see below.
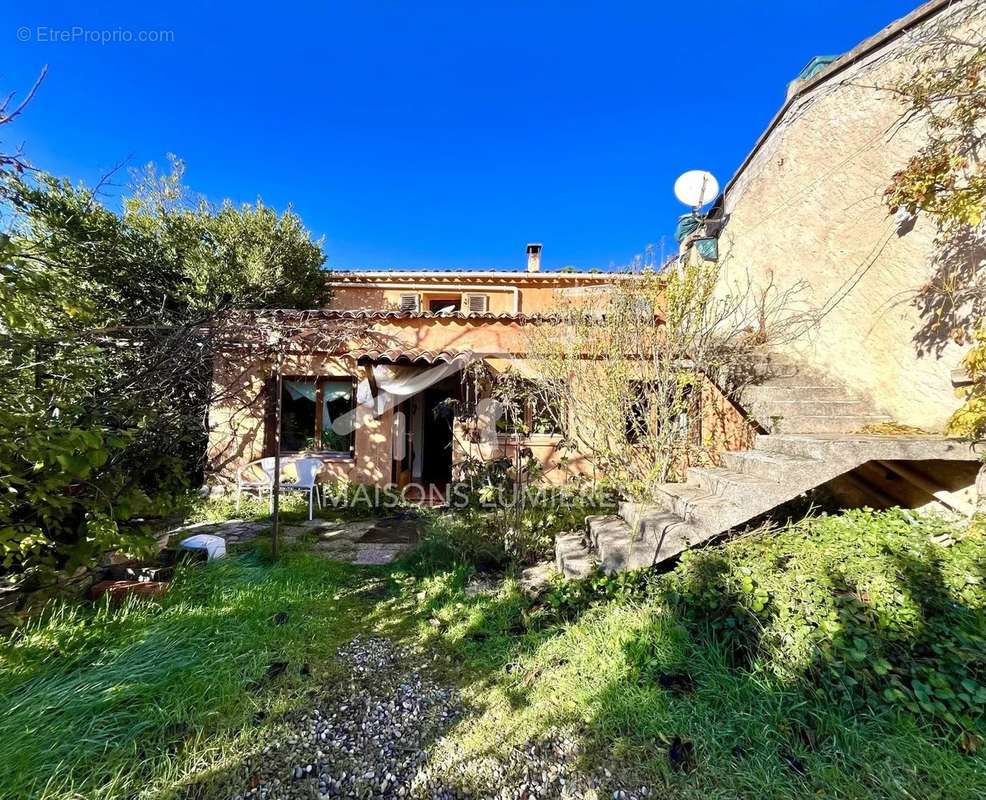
[179,534,227,561]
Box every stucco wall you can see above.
[207,351,392,487]
[208,315,752,490]
[716,1,983,430]
[206,319,578,487]
[328,278,620,315]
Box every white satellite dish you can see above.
[674,170,719,209]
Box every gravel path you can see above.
[220,636,650,800]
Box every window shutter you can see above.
[466,294,489,313]
[399,293,420,312]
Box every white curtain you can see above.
[285,380,354,438]
[355,358,469,416]
[285,380,317,402]
[322,380,353,434]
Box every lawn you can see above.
[1,507,983,799]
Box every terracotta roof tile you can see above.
[349,347,471,366]
[321,309,559,323]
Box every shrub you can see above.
[544,508,986,736]
[663,509,986,731]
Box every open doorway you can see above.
[420,375,461,489]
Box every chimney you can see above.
[526,243,542,273]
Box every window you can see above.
[624,382,694,445]
[494,380,564,437]
[529,392,563,435]
[428,296,461,313]
[280,377,355,453]
[399,293,420,311]
[465,294,489,313]
[625,388,650,445]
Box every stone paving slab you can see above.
[167,515,420,566]
[352,543,411,565]
[166,519,269,545]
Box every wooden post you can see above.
[271,348,284,560]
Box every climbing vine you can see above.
[883,9,986,435]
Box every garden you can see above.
[0,496,983,799]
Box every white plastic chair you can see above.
[236,457,276,511]
[273,457,324,520]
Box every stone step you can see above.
[588,513,693,574]
[686,465,780,495]
[649,483,746,538]
[554,531,596,580]
[753,433,973,462]
[558,428,977,581]
[769,414,891,435]
[721,448,821,481]
[646,484,773,545]
[753,434,846,460]
[617,502,710,548]
[740,384,859,402]
[750,399,873,418]
[736,362,832,386]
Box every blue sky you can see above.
[3,1,917,271]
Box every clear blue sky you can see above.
[3,1,918,271]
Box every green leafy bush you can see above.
[665,509,985,732]
[544,509,986,736]
[1,159,328,579]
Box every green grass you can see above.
[416,590,982,798]
[395,508,986,799]
[0,548,382,800]
[2,506,984,799]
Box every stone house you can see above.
[207,245,748,495]
[697,0,984,431]
[557,0,983,578]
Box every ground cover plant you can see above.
[401,507,986,798]
[1,506,983,799]
[418,486,614,568]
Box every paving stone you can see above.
[519,562,558,596]
[352,544,409,565]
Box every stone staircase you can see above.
[554,358,975,579]
[735,355,891,434]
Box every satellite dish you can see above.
[674,170,719,209]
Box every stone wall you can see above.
[715,0,984,430]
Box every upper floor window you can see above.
[428,296,461,313]
[464,294,489,313]
[396,291,490,314]
[399,293,420,312]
